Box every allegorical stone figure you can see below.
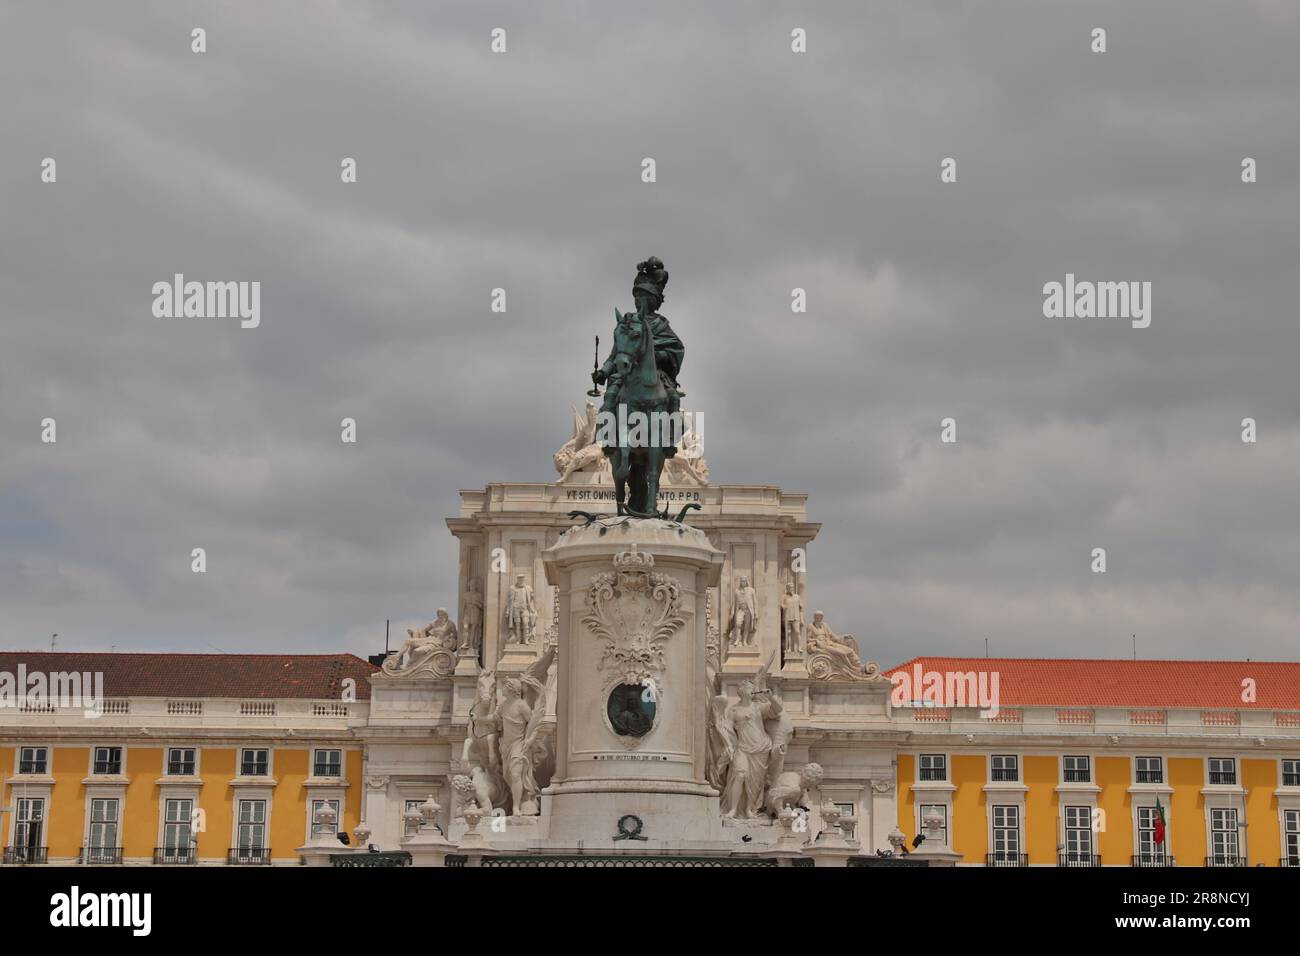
[727,575,758,647]
[498,678,539,815]
[805,610,880,680]
[389,609,457,670]
[505,573,537,645]
[780,581,805,655]
[460,578,483,654]
[714,679,785,819]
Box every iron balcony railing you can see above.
[985,852,1028,867]
[1135,770,1164,784]
[154,846,197,864]
[227,847,272,865]
[80,846,123,865]
[1279,856,1300,868]
[3,846,48,864]
[1132,853,1175,867]
[1058,852,1101,867]
[1208,771,1237,785]
[1205,854,1246,867]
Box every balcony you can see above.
[154,846,197,865]
[1280,856,1300,868]
[80,846,123,865]
[1058,852,1101,867]
[227,847,272,865]
[1208,771,1237,786]
[985,852,1028,867]
[1205,855,1246,867]
[3,846,48,865]
[1134,770,1164,784]
[1132,853,1175,867]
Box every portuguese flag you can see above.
[1154,797,1167,845]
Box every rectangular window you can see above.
[991,805,1020,862]
[1135,756,1163,784]
[1136,807,1168,863]
[1282,759,1300,788]
[88,798,119,849]
[1209,758,1237,786]
[313,749,342,778]
[1283,809,1299,867]
[167,748,196,776]
[919,754,947,782]
[239,748,269,776]
[1210,808,1240,865]
[15,797,45,852]
[918,804,947,847]
[163,798,193,852]
[990,755,1019,782]
[1063,805,1094,862]
[237,800,266,849]
[1063,755,1091,783]
[18,746,48,775]
[92,746,122,775]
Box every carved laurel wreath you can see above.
[582,548,686,684]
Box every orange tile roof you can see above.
[884,657,1300,710]
[0,652,377,700]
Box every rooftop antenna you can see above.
[385,619,390,655]
[206,643,228,653]
[1132,634,1137,660]
[50,633,57,652]
[984,637,989,659]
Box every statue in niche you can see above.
[779,581,805,656]
[710,667,791,819]
[382,608,458,677]
[805,610,882,682]
[460,578,483,654]
[505,573,538,645]
[726,575,758,648]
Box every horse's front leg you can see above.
[645,446,666,518]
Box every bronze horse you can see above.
[603,306,675,517]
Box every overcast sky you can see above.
[2,1,1299,667]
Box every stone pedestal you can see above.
[539,518,725,847]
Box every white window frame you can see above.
[238,747,272,778]
[990,804,1021,862]
[1062,805,1094,861]
[1280,758,1300,789]
[1135,805,1170,863]
[165,746,199,777]
[1207,756,1237,786]
[234,797,269,851]
[90,745,125,776]
[12,795,47,851]
[312,748,343,779]
[160,795,197,858]
[1134,755,1164,785]
[1283,809,1299,866]
[1208,806,1241,864]
[990,754,1019,783]
[918,753,948,782]
[16,744,51,776]
[1062,754,1092,784]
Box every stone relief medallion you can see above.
[582,545,686,687]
